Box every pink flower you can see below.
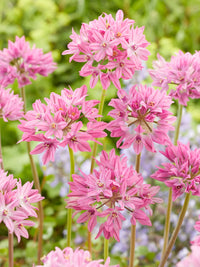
[13,219,35,243]
[19,85,107,164]
[151,142,200,200]
[176,246,200,267]
[0,169,17,192]
[67,149,162,241]
[34,246,119,267]
[0,85,24,121]
[107,85,175,154]
[149,50,200,106]
[15,180,44,217]
[191,215,200,246]
[29,134,59,165]
[0,36,57,87]
[63,10,150,90]
[0,193,22,232]
[0,170,44,242]
[60,121,93,152]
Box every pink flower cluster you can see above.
[62,10,150,90]
[0,169,44,242]
[107,85,175,154]
[191,215,200,246]
[149,51,200,106]
[0,85,24,122]
[18,85,106,164]
[151,142,200,200]
[35,247,119,267]
[67,149,162,241]
[176,246,200,267]
[0,36,57,88]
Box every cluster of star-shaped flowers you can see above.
[107,84,175,155]
[62,10,150,90]
[67,149,162,241]
[18,85,106,165]
[176,246,200,267]
[0,169,44,242]
[0,36,57,88]
[151,142,200,201]
[0,85,24,122]
[149,50,200,106]
[191,215,200,246]
[34,247,119,267]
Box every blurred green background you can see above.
[1,0,200,266]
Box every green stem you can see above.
[8,233,13,267]
[159,192,191,267]
[129,154,141,267]
[67,146,75,247]
[174,103,183,146]
[20,87,43,264]
[161,188,172,260]
[161,103,183,259]
[135,153,141,173]
[129,225,136,267]
[104,238,109,262]
[90,89,106,173]
[88,89,107,253]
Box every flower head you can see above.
[191,215,200,246]
[107,85,175,154]
[151,142,200,200]
[0,170,44,242]
[63,10,150,90]
[0,85,24,121]
[176,246,200,267]
[149,51,200,106]
[67,149,162,241]
[34,246,119,267]
[19,85,107,164]
[0,36,57,87]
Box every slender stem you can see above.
[129,153,141,267]
[159,192,191,267]
[8,232,14,267]
[161,103,183,259]
[135,153,141,173]
[174,103,183,146]
[88,89,107,253]
[129,225,136,267]
[161,188,172,259]
[104,238,109,262]
[90,89,106,173]
[20,87,43,264]
[67,146,75,247]
[88,231,92,254]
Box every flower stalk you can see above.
[90,89,106,173]
[159,192,191,267]
[8,233,14,267]
[89,88,107,253]
[67,145,75,247]
[129,153,141,267]
[161,103,183,259]
[104,238,109,262]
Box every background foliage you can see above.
[0,0,200,266]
